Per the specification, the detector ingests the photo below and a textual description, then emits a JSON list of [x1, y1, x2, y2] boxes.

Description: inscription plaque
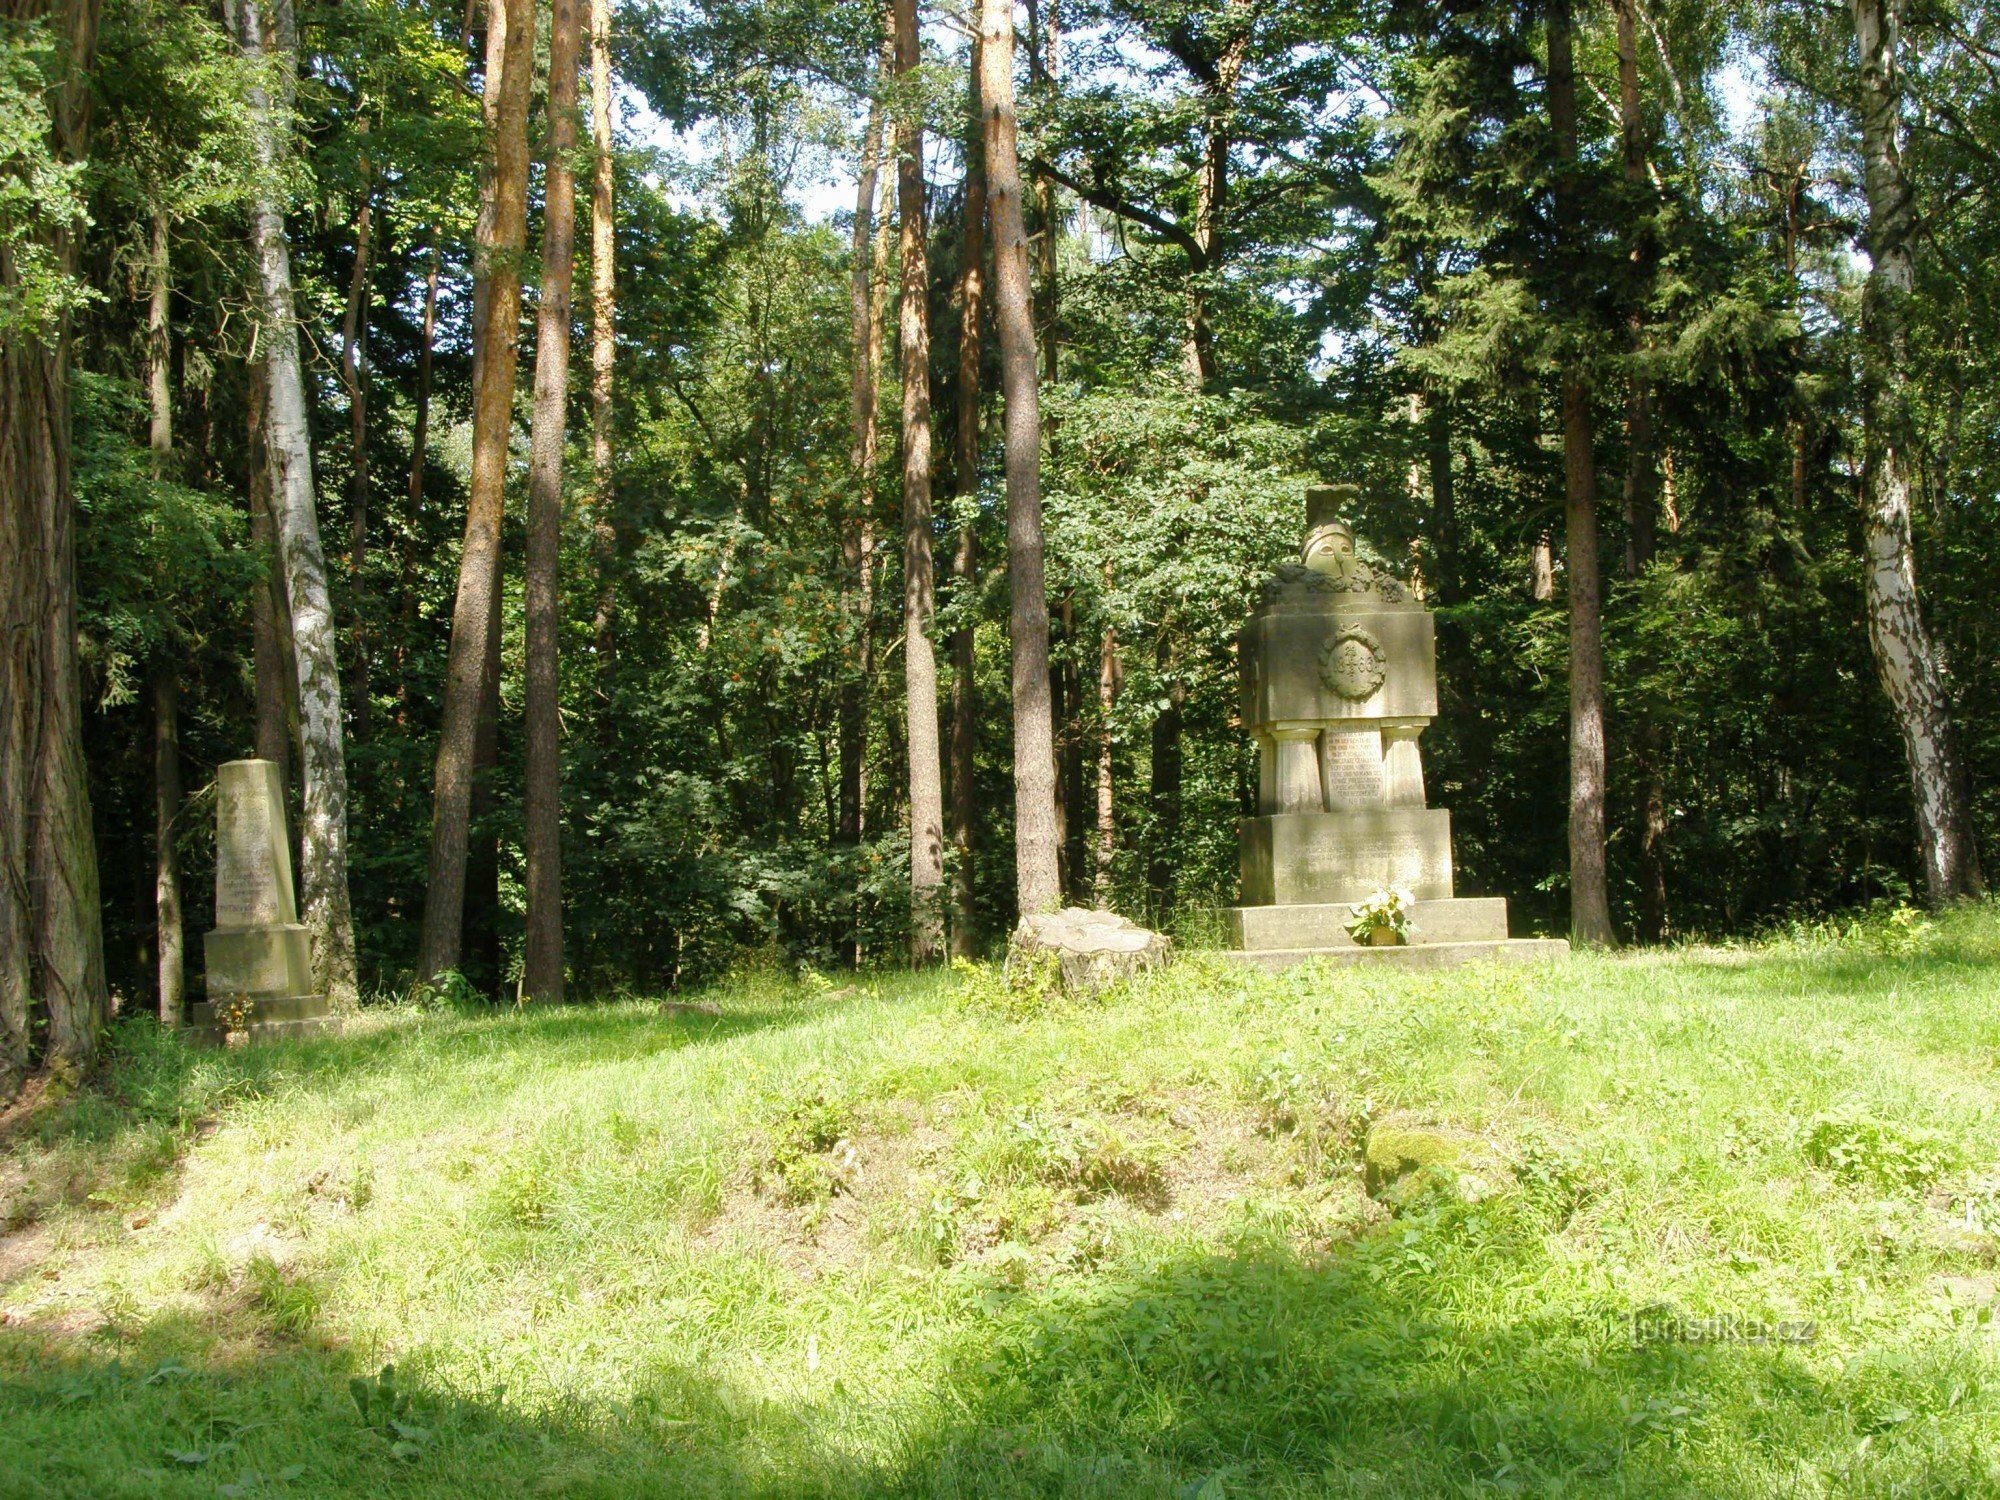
[[1319, 729, 1385, 810]]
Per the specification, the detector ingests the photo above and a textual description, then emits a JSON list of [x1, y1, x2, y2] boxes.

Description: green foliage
[[0, 20, 94, 339], [1801, 1112, 1961, 1194]]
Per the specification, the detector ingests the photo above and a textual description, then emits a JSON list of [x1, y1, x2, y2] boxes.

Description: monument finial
[[1305, 483, 1357, 534], [1302, 483, 1360, 578]]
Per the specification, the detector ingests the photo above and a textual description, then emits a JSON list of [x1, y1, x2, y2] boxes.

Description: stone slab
[[214, 759, 298, 927], [203, 923, 313, 1000], [189, 992, 328, 1027], [1240, 807, 1455, 906], [1227, 897, 1509, 952], [1220, 938, 1570, 973], [184, 1013, 342, 1049]]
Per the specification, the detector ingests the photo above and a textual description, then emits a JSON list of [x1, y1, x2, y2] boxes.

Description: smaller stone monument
[[1226, 485, 1567, 970], [193, 759, 334, 1042]]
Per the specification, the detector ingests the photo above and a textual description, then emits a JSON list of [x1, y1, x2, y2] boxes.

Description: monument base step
[[1229, 897, 1509, 951], [183, 1013, 342, 1048], [1220, 937, 1570, 973], [184, 993, 337, 1047], [189, 992, 328, 1026]]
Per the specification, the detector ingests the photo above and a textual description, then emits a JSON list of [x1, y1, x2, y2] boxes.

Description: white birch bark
[[1852, 0, 1984, 904], [229, 0, 360, 1005]]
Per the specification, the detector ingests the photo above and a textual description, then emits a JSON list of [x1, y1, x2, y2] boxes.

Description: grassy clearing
[[4, 908, 2000, 1497]]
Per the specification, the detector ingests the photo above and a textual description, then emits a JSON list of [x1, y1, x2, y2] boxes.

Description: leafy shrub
[[762, 1080, 857, 1205], [1802, 1112, 1959, 1192], [1007, 1109, 1167, 1205], [951, 953, 1062, 1018]]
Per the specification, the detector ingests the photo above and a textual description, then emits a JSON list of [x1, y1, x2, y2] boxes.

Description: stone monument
[[1226, 485, 1567, 969], [194, 759, 334, 1041]]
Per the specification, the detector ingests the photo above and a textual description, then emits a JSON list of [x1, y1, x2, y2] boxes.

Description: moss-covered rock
[[1364, 1115, 1514, 1208]]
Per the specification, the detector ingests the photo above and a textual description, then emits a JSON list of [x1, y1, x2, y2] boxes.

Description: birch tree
[[1850, 0, 1984, 904], [229, 0, 360, 1005]]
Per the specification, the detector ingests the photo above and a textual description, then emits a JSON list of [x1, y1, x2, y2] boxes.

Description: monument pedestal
[[1226, 488, 1567, 974], [1239, 809, 1455, 906], [191, 760, 337, 1045], [1222, 897, 1568, 971]]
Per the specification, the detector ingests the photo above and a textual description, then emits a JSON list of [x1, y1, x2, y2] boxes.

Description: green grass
[[5, 907, 2000, 1497]]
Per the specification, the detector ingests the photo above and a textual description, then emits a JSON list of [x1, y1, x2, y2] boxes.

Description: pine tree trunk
[[419, 0, 535, 982], [842, 38, 888, 856], [1060, 597, 1086, 898], [1547, 0, 1616, 949], [588, 0, 618, 674], [948, 24, 986, 959], [339, 120, 374, 741], [1427, 400, 1457, 606], [147, 206, 172, 456], [1616, 0, 1668, 944], [523, 0, 583, 1003], [408, 238, 439, 515], [895, 0, 946, 961], [247, 366, 294, 778], [981, 0, 1062, 918], [1, 0, 107, 1094], [1852, 0, 1985, 904], [1147, 638, 1185, 924], [1032, 2, 1060, 388], [231, 0, 361, 1004], [152, 668, 184, 1026], [1094, 608, 1117, 905]]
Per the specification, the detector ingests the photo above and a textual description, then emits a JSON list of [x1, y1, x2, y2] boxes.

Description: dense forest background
[[11, 0, 1999, 1015]]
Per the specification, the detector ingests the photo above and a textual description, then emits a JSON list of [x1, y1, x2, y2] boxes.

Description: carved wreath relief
[[1320, 627, 1387, 701]]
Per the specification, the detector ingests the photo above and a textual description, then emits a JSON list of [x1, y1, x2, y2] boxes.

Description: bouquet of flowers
[[1347, 886, 1417, 946]]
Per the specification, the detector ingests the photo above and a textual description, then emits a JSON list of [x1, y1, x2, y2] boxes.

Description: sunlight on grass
[[4, 906, 2000, 1496]]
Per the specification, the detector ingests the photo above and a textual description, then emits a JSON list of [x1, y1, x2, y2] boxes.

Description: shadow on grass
[[881, 1209, 1998, 1498], [0, 1316, 861, 1499], [10, 1199, 1990, 1498]]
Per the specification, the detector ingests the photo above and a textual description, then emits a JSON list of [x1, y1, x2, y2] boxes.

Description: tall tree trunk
[[588, 0, 618, 674], [1183, 29, 1240, 385], [842, 37, 889, 858], [1028, 0, 1060, 387], [247, 365, 294, 778], [465, 583, 503, 995], [146, 218, 183, 1026], [1059, 596, 1085, 897], [2, 0, 107, 1093], [1852, 0, 1984, 904], [982, 0, 1062, 918], [407, 237, 439, 514], [339, 116, 374, 741], [231, 0, 360, 1004], [419, 0, 535, 981], [401, 238, 440, 720], [1094, 605, 1117, 905], [523, 0, 582, 1003], [147, 206, 172, 456], [1427, 399, 1457, 606], [151, 669, 183, 1026], [1147, 637, 1184, 924], [1547, 0, 1616, 948], [1617, 0, 1668, 943], [895, 0, 946, 961], [948, 24, 986, 959]]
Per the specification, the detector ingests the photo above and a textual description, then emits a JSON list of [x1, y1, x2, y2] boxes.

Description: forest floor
[[3, 907, 2000, 1497]]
